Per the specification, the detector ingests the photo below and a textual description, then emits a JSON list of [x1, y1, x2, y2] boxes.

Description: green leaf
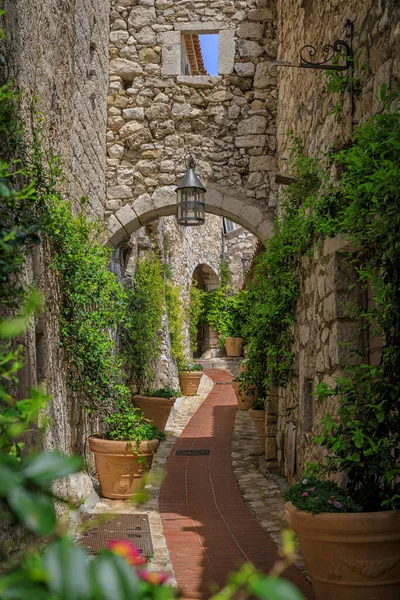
[[89, 550, 140, 600], [0, 462, 23, 495], [23, 453, 83, 488], [249, 577, 305, 600], [353, 429, 364, 449], [44, 537, 91, 600], [8, 487, 56, 535]]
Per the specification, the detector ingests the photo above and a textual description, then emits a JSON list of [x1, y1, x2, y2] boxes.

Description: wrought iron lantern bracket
[[269, 20, 354, 75]]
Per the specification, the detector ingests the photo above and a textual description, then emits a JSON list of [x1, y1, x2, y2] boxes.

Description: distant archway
[[192, 263, 220, 291], [106, 182, 275, 247], [191, 263, 220, 358]]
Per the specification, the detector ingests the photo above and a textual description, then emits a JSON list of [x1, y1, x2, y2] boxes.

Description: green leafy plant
[[149, 386, 179, 399], [165, 278, 186, 370], [103, 408, 165, 443], [179, 363, 204, 373], [251, 397, 266, 410], [284, 477, 362, 515], [189, 281, 206, 352], [120, 253, 164, 395]]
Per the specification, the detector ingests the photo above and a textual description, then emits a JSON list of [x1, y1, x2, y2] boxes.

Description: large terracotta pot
[[231, 381, 254, 410], [248, 408, 266, 450], [225, 337, 244, 357], [132, 395, 176, 432], [89, 436, 159, 500], [179, 372, 202, 396], [285, 501, 400, 600]]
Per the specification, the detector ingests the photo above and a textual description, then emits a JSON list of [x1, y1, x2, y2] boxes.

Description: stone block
[[107, 214, 128, 246], [254, 62, 276, 88], [139, 48, 160, 63], [237, 115, 267, 135], [238, 40, 263, 59], [248, 8, 275, 21], [265, 437, 278, 460], [114, 204, 138, 234], [219, 29, 235, 75], [128, 5, 157, 30], [160, 31, 181, 76], [249, 154, 277, 172], [235, 134, 267, 148], [234, 62, 255, 77], [145, 103, 171, 120], [109, 58, 143, 80], [107, 185, 132, 200], [122, 107, 145, 121], [237, 22, 264, 40], [107, 144, 125, 159]]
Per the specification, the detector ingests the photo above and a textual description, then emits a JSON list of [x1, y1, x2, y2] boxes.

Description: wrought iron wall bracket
[[269, 20, 354, 75]]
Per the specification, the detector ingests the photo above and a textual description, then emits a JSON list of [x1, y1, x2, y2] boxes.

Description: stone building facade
[[105, 0, 278, 245], [269, 0, 400, 480]]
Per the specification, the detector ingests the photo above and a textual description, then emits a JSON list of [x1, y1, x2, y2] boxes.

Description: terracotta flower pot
[[248, 408, 266, 450], [132, 395, 176, 432], [179, 372, 202, 396], [285, 501, 400, 600], [225, 337, 244, 357], [231, 381, 254, 410], [89, 436, 159, 500]]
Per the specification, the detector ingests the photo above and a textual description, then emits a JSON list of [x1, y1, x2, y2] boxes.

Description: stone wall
[[106, 0, 278, 242], [271, 0, 400, 480], [0, 0, 110, 508], [224, 226, 258, 289]]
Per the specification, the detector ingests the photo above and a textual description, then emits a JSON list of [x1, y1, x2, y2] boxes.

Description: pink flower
[[107, 540, 147, 566], [301, 491, 309, 497], [138, 570, 171, 585]]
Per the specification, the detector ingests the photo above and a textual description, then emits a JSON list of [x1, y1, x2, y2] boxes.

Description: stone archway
[[106, 182, 275, 247]]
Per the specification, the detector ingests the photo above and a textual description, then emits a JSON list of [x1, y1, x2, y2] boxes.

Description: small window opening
[[181, 33, 219, 76], [223, 218, 239, 234]]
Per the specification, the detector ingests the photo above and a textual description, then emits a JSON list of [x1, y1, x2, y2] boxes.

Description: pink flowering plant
[[284, 477, 362, 514]]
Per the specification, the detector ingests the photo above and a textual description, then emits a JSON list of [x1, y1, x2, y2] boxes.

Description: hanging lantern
[[176, 155, 206, 226]]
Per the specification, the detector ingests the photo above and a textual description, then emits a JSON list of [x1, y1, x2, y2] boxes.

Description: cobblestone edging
[[82, 373, 214, 582], [231, 409, 307, 574]]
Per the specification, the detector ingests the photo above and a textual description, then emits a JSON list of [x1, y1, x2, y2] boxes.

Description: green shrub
[[284, 477, 362, 514], [103, 408, 165, 443], [120, 253, 164, 394], [165, 278, 186, 370], [149, 386, 179, 399]]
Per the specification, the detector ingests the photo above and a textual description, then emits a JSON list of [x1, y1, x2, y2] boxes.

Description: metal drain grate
[[215, 381, 233, 385], [175, 449, 210, 456], [78, 514, 153, 557]]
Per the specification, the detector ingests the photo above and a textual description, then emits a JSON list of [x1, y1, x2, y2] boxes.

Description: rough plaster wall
[[106, 0, 278, 238], [272, 0, 400, 480]]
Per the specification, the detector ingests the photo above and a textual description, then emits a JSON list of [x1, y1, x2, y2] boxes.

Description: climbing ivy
[[165, 277, 186, 370], [120, 252, 164, 394], [189, 281, 206, 352], [241, 99, 400, 509]]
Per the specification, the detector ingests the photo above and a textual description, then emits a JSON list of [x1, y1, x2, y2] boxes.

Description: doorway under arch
[[191, 263, 220, 358]]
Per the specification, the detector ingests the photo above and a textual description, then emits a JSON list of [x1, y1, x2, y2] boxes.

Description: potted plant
[[89, 406, 164, 500], [283, 366, 400, 600], [248, 397, 266, 451], [231, 374, 256, 411], [225, 336, 244, 357], [131, 386, 178, 433], [178, 363, 203, 396]]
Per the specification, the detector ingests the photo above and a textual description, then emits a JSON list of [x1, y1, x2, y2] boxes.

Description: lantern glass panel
[[177, 187, 205, 226]]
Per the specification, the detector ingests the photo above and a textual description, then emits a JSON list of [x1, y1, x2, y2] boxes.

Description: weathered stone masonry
[[106, 0, 278, 245], [271, 0, 400, 480]]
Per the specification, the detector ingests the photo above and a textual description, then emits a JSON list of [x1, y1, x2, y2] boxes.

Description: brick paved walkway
[[160, 369, 314, 599]]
